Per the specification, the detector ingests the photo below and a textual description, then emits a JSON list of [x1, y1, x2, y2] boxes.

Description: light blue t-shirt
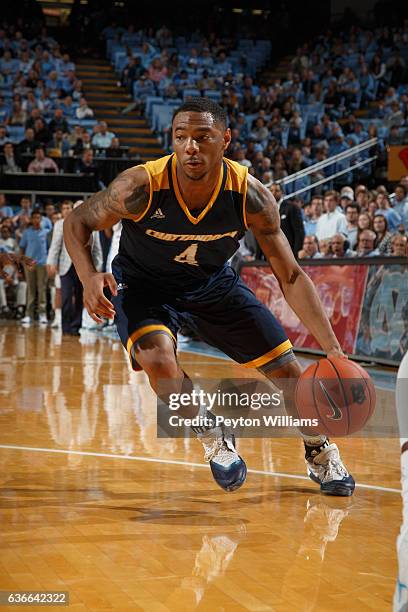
[[19, 227, 49, 265]]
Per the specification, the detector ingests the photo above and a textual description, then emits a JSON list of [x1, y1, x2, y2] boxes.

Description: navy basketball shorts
[[112, 266, 294, 372]]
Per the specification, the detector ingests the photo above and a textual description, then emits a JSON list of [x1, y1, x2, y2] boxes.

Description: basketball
[[295, 357, 376, 436]]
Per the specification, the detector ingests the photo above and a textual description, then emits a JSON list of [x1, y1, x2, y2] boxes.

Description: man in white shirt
[[92, 122, 115, 148], [315, 190, 347, 241]]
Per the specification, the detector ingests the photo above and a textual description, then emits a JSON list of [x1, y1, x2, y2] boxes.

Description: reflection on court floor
[[0, 324, 401, 611]]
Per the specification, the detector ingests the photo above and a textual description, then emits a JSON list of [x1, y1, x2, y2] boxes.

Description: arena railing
[[276, 137, 379, 200]]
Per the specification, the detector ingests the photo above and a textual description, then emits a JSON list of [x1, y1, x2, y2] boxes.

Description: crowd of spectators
[[0, 23, 134, 186], [0, 19, 407, 329], [0, 194, 109, 333], [105, 22, 408, 186]]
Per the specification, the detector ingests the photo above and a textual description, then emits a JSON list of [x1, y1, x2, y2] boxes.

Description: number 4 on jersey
[[174, 243, 199, 266]]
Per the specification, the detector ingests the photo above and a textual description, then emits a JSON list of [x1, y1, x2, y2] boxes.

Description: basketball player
[[64, 98, 354, 496], [395, 350, 408, 611]]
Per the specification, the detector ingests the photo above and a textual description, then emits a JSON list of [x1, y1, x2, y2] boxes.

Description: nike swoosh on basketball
[[318, 380, 343, 420]]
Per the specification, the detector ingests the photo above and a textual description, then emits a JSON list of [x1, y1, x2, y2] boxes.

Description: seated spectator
[[355, 229, 377, 257], [19, 209, 49, 325], [25, 108, 42, 130], [47, 129, 70, 156], [373, 214, 393, 254], [374, 193, 401, 232], [384, 100, 404, 128], [388, 125, 404, 145], [339, 186, 354, 211], [344, 203, 359, 249], [75, 97, 94, 120], [331, 234, 354, 258], [120, 56, 143, 91], [0, 194, 14, 220], [18, 127, 39, 155], [74, 131, 93, 156], [60, 95, 76, 118], [357, 212, 373, 236], [27, 146, 59, 174], [298, 235, 322, 259], [33, 118, 51, 146], [0, 263, 27, 319], [75, 149, 101, 188], [315, 191, 347, 240], [250, 118, 269, 145], [147, 58, 168, 84], [2, 142, 21, 172], [48, 108, 68, 134], [0, 98, 10, 124], [318, 238, 332, 257], [390, 234, 408, 257], [92, 121, 115, 148], [67, 124, 84, 149], [9, 101, 27, 125], [235, 148, 252, 168], [0, 225, 17, 253], [392, 183, 408, 229], [0, 125, 10, 146], [106, 137, 123, 157]]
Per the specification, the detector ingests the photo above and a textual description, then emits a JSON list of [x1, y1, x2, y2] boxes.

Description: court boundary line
[[0, 444, 401, 494]]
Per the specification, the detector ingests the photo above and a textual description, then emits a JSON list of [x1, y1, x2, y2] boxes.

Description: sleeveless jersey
[[116, 154, 248, 293]]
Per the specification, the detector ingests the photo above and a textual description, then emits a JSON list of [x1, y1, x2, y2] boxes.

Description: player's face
[[172, 112, 230, 181]]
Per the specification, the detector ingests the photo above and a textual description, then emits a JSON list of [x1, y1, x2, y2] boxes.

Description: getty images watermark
[[166, 388, 319, 430], [156, 378, 323, 438], [156, 377, 395, 439]]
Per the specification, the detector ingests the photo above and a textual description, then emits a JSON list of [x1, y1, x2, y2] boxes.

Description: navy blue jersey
[[114, 154, 248, 293]]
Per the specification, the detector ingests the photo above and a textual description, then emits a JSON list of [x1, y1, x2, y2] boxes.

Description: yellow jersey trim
[[242, 339, 293, 368], [126, 324, 177, 357], [133, 156, 172, 223], [223, 157, 249, 229], [171, 154, 224, 225]]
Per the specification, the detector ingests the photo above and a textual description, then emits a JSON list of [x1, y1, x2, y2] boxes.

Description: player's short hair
[[172, 97, 227, 128]]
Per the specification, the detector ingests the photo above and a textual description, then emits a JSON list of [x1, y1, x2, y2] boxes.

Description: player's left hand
[[326, 347, 348, 360]]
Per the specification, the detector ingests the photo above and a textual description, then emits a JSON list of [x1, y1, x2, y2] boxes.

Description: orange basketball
[[294, 357, 376, 436]]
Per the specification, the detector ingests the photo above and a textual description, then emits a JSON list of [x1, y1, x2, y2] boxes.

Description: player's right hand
[[83, 272, 118, 323]]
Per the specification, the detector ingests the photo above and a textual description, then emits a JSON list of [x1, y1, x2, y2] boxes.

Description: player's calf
[[258, 356, 355, 497]]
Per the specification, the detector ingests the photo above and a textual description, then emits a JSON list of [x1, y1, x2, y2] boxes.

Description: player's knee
[[139, 349, 180, 380], [258, 349, 301, 379]]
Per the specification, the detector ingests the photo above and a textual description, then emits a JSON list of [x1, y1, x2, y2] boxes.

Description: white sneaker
[[39, 314, 48, 325], [198, 426, 247, 492], [306, 442, 355, 496], [21, 316, 31, 325]]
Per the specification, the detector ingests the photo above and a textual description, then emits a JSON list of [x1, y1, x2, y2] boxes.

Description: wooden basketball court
[[0, 324, 401, 610]]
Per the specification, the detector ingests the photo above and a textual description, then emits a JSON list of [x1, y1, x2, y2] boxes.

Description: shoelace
[[203, 438, 225, 462], [203, 437, 237, 467], [322, 457, 348, 482]]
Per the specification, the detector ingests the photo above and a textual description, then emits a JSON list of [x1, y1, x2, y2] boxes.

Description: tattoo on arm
[[246, 181, 267, 214], [246, 177, 280, 234], [124, 185, 149, 215], [74, 169, 150, 230]]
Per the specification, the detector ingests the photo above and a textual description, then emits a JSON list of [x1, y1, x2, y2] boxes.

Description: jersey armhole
[[132, 165, 153, 223], [242, 168, 249, 230]]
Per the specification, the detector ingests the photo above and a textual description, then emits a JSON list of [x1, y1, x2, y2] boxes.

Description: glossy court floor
[[0, 324, 402, 611]]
